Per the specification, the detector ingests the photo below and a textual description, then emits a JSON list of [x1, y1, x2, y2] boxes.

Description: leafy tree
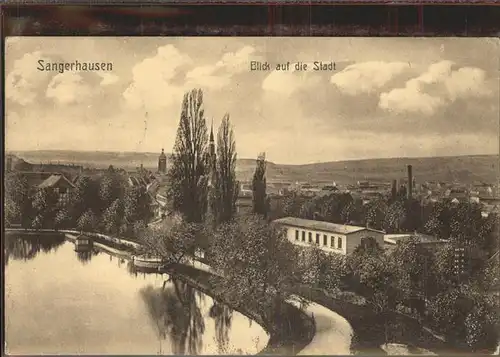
[[297, 193, 355, 224], [341, 199, 365, 225], [364, 198, 388, 231], [137, 218, 199, 266], [298, 245, 346, 291], [5, 198, 21, 226], [433, 243, 460, 290], [465, 304, 496, 352], [427, 285, 499, 351], [31, 214, 44, 230], [402, 198, 423, 232], [384, 200, 406, 233], [70, 175, 100, 220], [478, 212, 499, 257], [99, 169, 125, 210], [168, 89, 209, 224], [390, 236, 437, 305], [423, 199, 454, 239], [211, 114, 239, 226], [77, 209, 98, 232], [5, 172, 30, 224], [348, 239, 399, 343], [124, 186, 151, 227], [426, 200, 496, 284], [298, 198, 319, 219], [102, 198, 124, 235], [252, 153, 268, 218], [54, 209, 72, 230], [449, 201, 484, 246], [209, 215, 306, 325], [281, 191, 307, 218], [32, 188, 59, 228]]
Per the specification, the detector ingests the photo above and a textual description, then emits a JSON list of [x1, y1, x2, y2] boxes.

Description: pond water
[[4, 233, 268, 355]]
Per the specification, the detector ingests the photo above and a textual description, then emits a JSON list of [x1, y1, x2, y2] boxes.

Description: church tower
[[158, 148, 167, 174], [207, 119, 218, 227], [209, 119, 216, 179]]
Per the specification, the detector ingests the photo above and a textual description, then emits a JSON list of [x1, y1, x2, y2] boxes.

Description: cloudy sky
[[5, 37, 499, 164]]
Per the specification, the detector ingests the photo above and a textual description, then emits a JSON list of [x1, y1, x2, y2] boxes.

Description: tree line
[[4, 166, 153, 239]]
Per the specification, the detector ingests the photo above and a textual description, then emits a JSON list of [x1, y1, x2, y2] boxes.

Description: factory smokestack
[[407, 164, 413, 199], [391, 179, 397, 200]]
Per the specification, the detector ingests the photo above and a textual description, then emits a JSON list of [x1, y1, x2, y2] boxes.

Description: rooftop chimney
[[407, 164, 413, 200]]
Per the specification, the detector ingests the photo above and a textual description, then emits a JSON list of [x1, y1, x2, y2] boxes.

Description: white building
[[273, 217, 385, 255]]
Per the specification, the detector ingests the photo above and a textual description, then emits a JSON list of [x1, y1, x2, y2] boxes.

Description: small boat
[[132, 255, 164, 269]]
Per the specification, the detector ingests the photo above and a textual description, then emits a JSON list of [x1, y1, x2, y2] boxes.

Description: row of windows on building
[[294, 229, 343, 250]]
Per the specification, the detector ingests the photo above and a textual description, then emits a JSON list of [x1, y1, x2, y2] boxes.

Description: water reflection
[[75, 249, 100, 265], [140, 279, 206, 355], [4, 232, 65, 266], [5, 235, 269, 355], [209, 301, 233, 353]]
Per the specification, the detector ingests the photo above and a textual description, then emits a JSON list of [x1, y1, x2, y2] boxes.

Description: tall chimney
[[407, 164, 413, 199], [391, 179, 397, 200]]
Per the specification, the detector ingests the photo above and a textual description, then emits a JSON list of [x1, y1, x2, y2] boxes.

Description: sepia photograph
[[4, 36, 500, 355]]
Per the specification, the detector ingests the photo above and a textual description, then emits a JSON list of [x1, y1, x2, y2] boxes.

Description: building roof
[[16, 171, 55, 187], [274, 217, 383, 235], [38, 174, 76, 189]]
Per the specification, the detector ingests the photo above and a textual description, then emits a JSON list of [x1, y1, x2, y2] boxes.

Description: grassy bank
[[163, 263, 315, 355], [295, 285, 475, 355]]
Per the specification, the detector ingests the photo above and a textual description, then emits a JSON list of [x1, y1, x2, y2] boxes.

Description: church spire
[[209, 118, 214, 143]]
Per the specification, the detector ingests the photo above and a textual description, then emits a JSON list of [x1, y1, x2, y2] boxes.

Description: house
[[16, 171, 55, 188], [236, 195, 253, 214], [37, 174, 76, 207], [273, 217, 385, 255]]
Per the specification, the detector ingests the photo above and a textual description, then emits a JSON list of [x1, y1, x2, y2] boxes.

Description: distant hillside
[[7, 150, 499, 185]]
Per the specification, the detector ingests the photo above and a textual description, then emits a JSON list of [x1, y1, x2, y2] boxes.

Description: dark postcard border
[[1, 5, 500, 37]]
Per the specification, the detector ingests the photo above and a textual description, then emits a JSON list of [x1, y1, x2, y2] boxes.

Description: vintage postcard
[[4, 37, 500, 355]]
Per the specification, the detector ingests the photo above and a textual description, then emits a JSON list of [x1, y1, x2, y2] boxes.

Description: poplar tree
[[168, 89, 209, 223], [252, 152, 268, 218], [212, 114, 239, 225]]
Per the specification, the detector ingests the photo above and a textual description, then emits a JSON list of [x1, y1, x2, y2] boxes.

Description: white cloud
[[215, 46, 257, 73], [379, 85, 445, 116], [379, 60, 493, 116], [185, 46, 259, 90], [123, 44, 191, 111], [46, 73, 92, 105], [98, 72, 119, 86], [5, 51, 51, 105], [330, 61, 409, 95], [185, 65, 230, 90], [445, 66, 492, 100], [262, 66, 321, 96]]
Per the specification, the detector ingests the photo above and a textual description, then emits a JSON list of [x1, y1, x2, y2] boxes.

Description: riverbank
[[294, 285, 461, 355], [158, 263, 315, 355], [6, 228, 315, 356]]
